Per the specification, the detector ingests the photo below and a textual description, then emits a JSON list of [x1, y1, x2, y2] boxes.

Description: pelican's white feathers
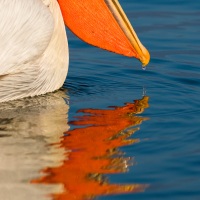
[[0, 0, 69, 102]]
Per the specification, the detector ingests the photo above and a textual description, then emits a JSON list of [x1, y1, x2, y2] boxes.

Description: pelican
[[0, 0, 150, 103]]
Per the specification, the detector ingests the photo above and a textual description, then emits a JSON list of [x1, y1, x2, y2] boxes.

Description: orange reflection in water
[[34, 96, 149, 200]]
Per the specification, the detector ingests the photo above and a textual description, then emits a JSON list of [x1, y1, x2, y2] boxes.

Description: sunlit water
[[0, 0, 200, 199]]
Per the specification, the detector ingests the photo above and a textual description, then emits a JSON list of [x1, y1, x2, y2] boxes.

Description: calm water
[[0, 0, 200, 199]]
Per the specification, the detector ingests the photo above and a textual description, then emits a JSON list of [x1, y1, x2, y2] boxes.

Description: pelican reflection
[[34, 95, 150, 200], [0, 91, 69, 200]]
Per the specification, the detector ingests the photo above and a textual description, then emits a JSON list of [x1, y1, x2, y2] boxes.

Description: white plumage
[[0, 0, 69, 103]]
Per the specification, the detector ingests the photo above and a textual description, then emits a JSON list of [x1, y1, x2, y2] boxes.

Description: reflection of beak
[[134, 96, 149, 113], [58, 0, 150, 66]]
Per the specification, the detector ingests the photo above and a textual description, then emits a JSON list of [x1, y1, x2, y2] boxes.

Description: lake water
[[0, 0, 200, 199]]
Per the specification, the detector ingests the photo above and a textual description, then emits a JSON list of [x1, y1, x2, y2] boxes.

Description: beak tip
[[140, 48, 150, 67]]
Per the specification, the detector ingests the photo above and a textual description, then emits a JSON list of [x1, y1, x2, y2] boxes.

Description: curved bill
[[58, 0, 150, 66]]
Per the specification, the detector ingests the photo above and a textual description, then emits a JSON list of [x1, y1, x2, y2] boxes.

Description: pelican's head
[[58, 0, 150, 66]]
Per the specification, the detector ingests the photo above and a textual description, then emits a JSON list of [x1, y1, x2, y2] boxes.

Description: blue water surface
[[64, 0, 200, 199]]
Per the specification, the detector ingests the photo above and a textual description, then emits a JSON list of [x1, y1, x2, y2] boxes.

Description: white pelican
[[0, 0, 150, 103]]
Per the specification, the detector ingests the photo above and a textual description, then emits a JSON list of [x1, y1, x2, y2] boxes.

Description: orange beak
[[58, 0, 150, 66]]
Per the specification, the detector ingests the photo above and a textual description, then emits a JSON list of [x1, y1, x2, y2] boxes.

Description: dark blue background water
[[64, 0, 200, 199]]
